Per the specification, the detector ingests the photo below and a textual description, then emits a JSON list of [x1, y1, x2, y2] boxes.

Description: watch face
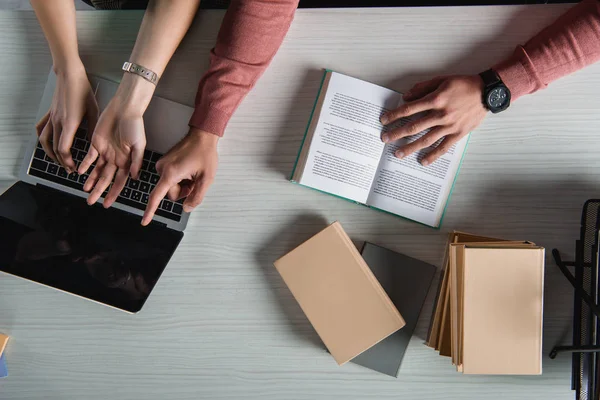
[[487, 87, 509, 109]]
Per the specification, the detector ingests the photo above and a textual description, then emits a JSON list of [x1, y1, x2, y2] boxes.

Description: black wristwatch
[[479, 69, 511, 113]]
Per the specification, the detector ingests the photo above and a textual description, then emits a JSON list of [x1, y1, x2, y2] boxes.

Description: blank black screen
[[0, 182, 182, 313]]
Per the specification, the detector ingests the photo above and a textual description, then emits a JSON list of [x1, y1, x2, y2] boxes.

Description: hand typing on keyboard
[[141, 128, 219, 226], [78, 74, 152, 208], [36, 63, 99, 173]]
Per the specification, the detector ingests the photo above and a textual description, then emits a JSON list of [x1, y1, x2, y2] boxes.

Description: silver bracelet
[[122, 61, 158, 85]]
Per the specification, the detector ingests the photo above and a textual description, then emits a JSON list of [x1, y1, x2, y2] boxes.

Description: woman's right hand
[[36, 62, 99, 173]]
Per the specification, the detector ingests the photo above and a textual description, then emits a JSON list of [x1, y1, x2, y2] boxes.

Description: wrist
[[114, 73, 156, 116], [189, 128, 219, 148], [53, 58, 85, 78]]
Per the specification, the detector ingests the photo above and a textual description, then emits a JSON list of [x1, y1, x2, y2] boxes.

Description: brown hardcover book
[[461, 247, 544, 374], [428, 231, 544, 375], [274, 221, 405, 365], [427, 231, 513, 353]]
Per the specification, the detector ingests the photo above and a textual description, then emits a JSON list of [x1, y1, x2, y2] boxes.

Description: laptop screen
[[0, 182, 182, 313]]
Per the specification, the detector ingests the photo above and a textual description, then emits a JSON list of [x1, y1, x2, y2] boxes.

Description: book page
[[299, 72, 403, 204], [366, 116, 468, 227]]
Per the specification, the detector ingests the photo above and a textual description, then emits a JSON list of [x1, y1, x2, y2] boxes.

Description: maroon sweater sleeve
[[189, 0, 298, 137], [494, 0, 600, 100]]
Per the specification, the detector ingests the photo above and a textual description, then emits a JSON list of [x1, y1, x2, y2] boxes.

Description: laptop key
[[47, 164, 59, 175], [37, 141, 43, 149], [139, 182, 150, 193], [74, 138, 86, 150], [75, 128, 87, 139], [58, 167, 68, 178], [148, 162, 157, 174], [142, 160, 149, 171], [172, 203, 183, 215], [131, 190, 142, 201], [34, 148, 45, 159], [31, 158, 48, 172], [120, 187, 131, 198], [128, 179, 140, 190], [78, 174, 88, 184], [76, 151, 86, 161], [144, 149, 152, 161], [161, 200, 173, 212], [68, 172, 79, 181], [150, 174, 160, 185], [140, 171, 151, 182], [141, 194, 149, 204]]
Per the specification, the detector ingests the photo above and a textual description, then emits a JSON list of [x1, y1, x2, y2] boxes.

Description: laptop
[[0, 71, 194, 313]]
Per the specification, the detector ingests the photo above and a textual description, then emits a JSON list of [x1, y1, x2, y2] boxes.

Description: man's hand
[[78, 74, 153, 208], [36, 62, 99, 172], [380, 75, 488, 166], [141, 128, 219, 226]]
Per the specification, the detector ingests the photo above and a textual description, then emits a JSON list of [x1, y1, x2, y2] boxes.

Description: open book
[[291, 70, 469, 228]]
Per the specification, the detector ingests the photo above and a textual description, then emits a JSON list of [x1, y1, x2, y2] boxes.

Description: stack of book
[[0, 334, 8, 378], [274, 221, 436, 377], [427, 232, 545, 375]]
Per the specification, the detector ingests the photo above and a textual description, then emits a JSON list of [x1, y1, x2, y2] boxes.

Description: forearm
[[190, 0, 299, 137], [116, 0, 201, 115], [494, 0, 600, 100], [30, 0, 81, 74], [129, 0, 200, 78]]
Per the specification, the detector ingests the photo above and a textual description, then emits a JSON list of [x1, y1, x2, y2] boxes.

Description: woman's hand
[[380, 75, 488, 166], [142, 128, 219, 226], [78, 74, 153, 208], [36, 62, 99, 172]]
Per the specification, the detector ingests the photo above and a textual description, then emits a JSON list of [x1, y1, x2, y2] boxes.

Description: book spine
[[289, 69, 329, 182]]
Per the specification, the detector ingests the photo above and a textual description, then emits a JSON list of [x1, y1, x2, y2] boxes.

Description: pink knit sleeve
[[494, 0, 600, 100], [189, 0, 298, 137]]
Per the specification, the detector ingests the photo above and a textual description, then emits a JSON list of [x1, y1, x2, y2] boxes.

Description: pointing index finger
[[142, 178, 172, 226]]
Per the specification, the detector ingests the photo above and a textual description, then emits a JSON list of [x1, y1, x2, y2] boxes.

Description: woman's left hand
[[380, 75, 488, 166]]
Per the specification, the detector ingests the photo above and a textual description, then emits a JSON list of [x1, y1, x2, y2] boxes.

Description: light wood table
[[0, 4, 598, 400]]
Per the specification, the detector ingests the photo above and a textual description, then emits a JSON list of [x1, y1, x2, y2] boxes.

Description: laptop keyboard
[[28, 127, 184, 222]]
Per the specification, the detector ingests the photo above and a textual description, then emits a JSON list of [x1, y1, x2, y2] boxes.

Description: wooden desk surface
[[0, 5, 598, 400]]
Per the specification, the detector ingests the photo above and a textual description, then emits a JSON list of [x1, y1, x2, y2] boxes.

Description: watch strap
[[122, 62, 158, 85], [479, 69, 500, 88]]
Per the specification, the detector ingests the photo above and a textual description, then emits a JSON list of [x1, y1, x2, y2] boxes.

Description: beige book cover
[[461, 247, 545, 375], [274, 221, 405, 365], [429, 232, 513, 353], [437, 240, 530, 352], [428, 231, 512, 348], [450, 242, 537, 369], [0, 334, 8, 358]]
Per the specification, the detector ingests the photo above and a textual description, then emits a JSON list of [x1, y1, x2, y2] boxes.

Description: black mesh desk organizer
[[551, 200, 600, 400]]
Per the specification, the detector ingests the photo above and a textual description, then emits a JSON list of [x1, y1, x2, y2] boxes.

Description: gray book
[[352, 242, 436, 377]]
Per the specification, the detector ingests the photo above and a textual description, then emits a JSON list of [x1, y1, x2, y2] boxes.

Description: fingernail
[[422, 159, 429, 166], [382, 134, 389, 143], [183, 205, 193, 213], [396, 151, 404, 158], [380, 115, 389, 125]]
